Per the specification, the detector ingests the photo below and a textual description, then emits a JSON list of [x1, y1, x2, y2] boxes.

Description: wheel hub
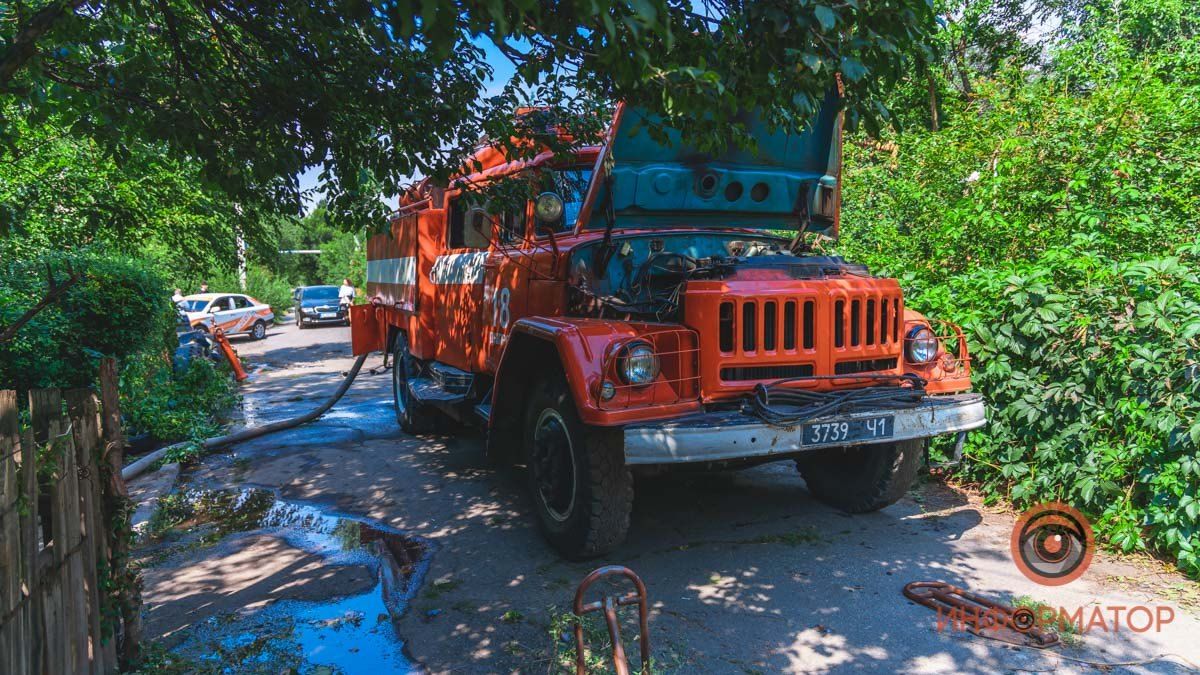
[[532, 410, 577, 522]]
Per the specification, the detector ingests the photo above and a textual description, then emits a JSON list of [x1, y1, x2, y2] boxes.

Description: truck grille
[[685, 278, 905, 399], [712, 291, 902, 385], [720, 299, 817, 355], [834, 357, 898, 375], [833, 297, 900, 348]]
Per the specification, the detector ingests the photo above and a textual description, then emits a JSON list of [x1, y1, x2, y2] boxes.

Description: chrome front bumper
[[622, 393, 986, 465]]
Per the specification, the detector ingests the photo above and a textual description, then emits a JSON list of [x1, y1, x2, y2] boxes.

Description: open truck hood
[[577, 89, 843, 236]]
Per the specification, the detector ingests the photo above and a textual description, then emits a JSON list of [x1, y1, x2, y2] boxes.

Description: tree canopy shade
[[1, 0, 937, 229]]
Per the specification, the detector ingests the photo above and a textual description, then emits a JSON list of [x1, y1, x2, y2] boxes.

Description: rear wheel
[[391, 333, 437, 434], [796, 439, 924, 513], [251, 320, 267, 340], [524, 372, 633, 559]]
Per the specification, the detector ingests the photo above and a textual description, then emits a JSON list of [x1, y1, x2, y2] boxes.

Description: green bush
[[908, 240, 1200, 577], [119, 351, 239, 444], [0, 251, 176, 390], [836, 18, 1200, 577]]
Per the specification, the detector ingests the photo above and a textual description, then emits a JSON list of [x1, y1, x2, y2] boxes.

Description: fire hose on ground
[[121, 353, 370, 481]]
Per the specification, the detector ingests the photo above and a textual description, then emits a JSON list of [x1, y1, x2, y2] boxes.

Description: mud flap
[[350, 304, 386, 355]]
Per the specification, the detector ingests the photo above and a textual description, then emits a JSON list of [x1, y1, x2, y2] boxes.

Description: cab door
[[483, 201, 531, 372], [432, 193, 489, 371]]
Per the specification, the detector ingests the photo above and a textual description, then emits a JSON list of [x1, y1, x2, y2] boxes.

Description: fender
[[491, 317, 703, 431]]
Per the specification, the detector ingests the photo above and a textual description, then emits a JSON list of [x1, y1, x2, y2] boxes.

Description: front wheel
[[796, 439, 924, 513], [524, 373, 633, 559]]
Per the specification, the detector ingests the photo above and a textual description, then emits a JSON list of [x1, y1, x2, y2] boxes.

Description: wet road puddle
[[147, 488, 429, 674]]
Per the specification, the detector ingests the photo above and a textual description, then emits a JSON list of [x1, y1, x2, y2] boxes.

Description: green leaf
[[814, 5, 836, 31], [840, 57, 868, 82]]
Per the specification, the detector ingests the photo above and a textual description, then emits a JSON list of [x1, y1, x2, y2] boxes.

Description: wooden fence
[[0, 388, 119, 674]]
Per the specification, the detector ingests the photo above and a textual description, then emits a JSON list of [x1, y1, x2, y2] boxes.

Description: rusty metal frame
[[925, 319, 973, 377], [573, 566, 651, 675], [903, 581, 1059, 648]]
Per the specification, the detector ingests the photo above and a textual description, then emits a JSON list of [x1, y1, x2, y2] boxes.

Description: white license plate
[[319, 312, 335, 319], [801, 416, 894, 445]]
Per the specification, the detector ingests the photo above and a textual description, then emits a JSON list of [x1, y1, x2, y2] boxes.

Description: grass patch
[[544, 608, 684, 674], [744, 526, 822, 546], [1011, 596, 1082, 646]]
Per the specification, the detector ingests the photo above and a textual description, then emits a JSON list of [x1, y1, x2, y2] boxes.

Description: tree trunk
[[927, 72, 941, 131], [98, 357, 142, 668], [954, 39, 974, 98]]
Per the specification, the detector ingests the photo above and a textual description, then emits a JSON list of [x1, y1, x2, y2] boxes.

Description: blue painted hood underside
[[589, 89, 842, 233]]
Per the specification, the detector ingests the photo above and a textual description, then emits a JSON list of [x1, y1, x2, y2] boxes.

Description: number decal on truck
[[492, 287, 511, 329]]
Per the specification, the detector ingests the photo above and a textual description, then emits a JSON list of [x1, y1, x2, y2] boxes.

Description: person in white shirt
[[338, 279, 355, 307], [172, 288, 185, 306]]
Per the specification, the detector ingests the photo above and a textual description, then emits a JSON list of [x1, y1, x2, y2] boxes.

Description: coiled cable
[[744, 373, 928, 426]]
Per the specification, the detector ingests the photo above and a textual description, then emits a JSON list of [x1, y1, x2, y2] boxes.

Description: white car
[[180, 293, 275, 340]]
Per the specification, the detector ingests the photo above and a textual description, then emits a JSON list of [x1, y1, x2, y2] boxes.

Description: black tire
[[251, 320, 267, 340], [391, 332, 437, 434], [523, 372, 633, 559], [796, 439, 924, 513]]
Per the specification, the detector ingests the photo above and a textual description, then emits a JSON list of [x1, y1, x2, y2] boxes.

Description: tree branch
[[0, 0, 88, 90], [0, 265, 84, 344]]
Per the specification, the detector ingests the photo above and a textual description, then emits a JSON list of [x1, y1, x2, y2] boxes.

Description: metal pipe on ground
[[122, 353, 370, 482]]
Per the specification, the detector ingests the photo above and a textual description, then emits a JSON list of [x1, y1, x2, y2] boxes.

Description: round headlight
[[534, 192, 564, 223], [618, 342, 660, 386], [906, 326, 939, 364]]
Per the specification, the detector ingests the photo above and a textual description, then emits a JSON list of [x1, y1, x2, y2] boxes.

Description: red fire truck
[[350, 93, 986, 559]]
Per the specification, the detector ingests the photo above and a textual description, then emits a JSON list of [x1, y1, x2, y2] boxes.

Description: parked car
[[293, 285, 349, 328], [180, 293, 274, 339]]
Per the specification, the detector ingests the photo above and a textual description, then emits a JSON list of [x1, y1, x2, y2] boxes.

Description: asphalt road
[[143, 319, 1200, 674]]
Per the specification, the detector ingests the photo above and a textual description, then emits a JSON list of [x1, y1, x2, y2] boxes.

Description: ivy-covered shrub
[[909, 240, 1200, 576], [0, 251, 176, 390], [837, 22, 1200, 577], [119, 352, 239, 444]]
